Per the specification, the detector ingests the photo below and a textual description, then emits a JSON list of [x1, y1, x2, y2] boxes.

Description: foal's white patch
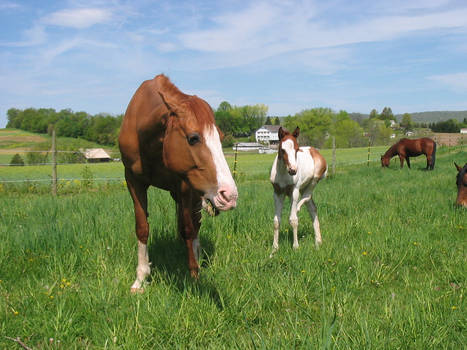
[[204, 125, 237, 195], [282, 139, 297, 171]]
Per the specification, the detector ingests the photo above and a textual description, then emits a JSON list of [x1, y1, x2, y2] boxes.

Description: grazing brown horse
[[119, 74, 238, 293], [455, 162, 467, 207], [381, 138, 436, 170]]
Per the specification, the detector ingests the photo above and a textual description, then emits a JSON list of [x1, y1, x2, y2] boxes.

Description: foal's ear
[[455, 162, 462, 172], [278, 127, 286, 140], [293, 126, 300, 138]]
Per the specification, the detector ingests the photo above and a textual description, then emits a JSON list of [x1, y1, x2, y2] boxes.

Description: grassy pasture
[[0, 149, 465, 348]]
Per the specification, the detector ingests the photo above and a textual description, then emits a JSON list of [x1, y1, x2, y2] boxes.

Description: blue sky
[[1, 0, 467, 128]]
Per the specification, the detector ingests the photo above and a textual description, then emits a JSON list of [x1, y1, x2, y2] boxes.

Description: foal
[[270, 127, 327, 256]]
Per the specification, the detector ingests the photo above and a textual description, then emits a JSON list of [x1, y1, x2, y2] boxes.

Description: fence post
[[332, 136, 336, 176], [367, 138, 371, 167], [233, 143, 238, 181], [51, 129, 57, 196]]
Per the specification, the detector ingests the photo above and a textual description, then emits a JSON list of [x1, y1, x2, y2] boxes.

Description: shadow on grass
[[146, 228, 225, 309]]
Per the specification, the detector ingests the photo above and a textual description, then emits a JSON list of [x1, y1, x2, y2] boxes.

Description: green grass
[[0, 150, 465, 348]]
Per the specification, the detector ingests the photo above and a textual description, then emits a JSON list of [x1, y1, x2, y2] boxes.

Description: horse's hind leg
[[406, 157, 411, 169], [306, 199, 322, 247], [271, 191, 285, 257], [125, 170, 150, 293]]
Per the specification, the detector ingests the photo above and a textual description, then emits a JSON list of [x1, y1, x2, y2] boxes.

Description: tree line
[[7, 108, 122, 146], [6, 104, 466, 150]]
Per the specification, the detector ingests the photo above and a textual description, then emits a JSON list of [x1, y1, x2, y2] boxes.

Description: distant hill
[[395, 111, 467, 123]]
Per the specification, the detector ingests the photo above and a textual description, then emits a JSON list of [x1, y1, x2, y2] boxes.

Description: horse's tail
[[431, 141, 437, 169]]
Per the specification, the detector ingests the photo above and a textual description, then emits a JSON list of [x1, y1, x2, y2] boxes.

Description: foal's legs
[[125, 170, 150, 293], [290, 188, 300, 250], [306, 199, 322, 247], [271, 191, 285, 257]]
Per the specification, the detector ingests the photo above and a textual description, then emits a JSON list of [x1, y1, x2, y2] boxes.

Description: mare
[[454, 162, 467, 207], [381, 138, 436, 170], [119, 74, 238, 293], [270, 127, 327, 256]]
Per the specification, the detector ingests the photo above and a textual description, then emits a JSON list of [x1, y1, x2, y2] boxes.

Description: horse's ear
[[293, 126, 300, 138], [158, 91, 179, 116], [278, 127, 285, 140], [455, 162, 462, 172]]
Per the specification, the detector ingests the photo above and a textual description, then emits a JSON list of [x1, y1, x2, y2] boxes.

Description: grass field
[[0, 145, 465, 348]]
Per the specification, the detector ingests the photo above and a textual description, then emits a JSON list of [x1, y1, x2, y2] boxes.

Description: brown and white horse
[[455, 162, 467, 207], [119, 74, 237, 292], [270, 127, 327, 256]]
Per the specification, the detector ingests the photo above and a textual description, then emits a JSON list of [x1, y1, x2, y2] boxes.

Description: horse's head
[[455, 162, 467, 207], [381, 155, 390, 167], [278, 126, 300, 175], [159, 90, 237, 212]]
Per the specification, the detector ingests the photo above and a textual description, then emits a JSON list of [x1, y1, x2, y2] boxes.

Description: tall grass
[[0, 151, 465, 349]]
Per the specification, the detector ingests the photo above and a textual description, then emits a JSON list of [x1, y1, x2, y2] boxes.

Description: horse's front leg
[[399, 155, 405, 168], [125, 170, 150, 293], [178, 184, 201, 278], [406, 156, 411, 169], [290, 188, 300, 250], [271, 190, 285, 257]]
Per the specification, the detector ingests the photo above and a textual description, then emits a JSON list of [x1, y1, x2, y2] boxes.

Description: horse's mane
[[155, 74, 214, 128], [383, 142, 398, 158]]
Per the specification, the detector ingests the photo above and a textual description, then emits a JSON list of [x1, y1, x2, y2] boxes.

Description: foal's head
[[455, 162, 467, 207], [157, 76, 237, 211], [278, 126, 300, 175]]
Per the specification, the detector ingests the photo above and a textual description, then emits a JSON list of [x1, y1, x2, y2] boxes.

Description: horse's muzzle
[[212, 185, 238, 211]]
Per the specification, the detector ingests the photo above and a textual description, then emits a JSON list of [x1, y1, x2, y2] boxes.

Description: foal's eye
[[187, 133, 201, 145]]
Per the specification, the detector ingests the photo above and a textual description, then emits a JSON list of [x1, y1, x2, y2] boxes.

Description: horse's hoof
[[293, 244, 299, 250], [130, 287, 144, 294], [190, 269, 199, 279]]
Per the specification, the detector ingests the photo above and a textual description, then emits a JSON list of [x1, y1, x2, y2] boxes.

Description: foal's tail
[[431, 142, 437, 170]]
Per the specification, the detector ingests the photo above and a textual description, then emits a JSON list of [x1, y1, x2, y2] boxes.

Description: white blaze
[[282, 139, 297, 171], [204, 125, 238, 207]]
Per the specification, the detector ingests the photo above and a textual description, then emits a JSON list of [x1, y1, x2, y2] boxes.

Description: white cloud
[[427, 72, 467, 90], [44, 8, 112, 29]]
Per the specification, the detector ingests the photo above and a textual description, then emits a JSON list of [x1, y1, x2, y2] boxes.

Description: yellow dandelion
[[62, 278, 67, 283], [451, 306, 457, 310], [362, 251, 368, 256], [413, 242, 419, 246], [13, 311, 19, 316], [60, 284, 65, 289], [66, 282, 71, 287], [49, 295, 54, 299], [367, 231, 372, 235], [301, 270, 305, 273]]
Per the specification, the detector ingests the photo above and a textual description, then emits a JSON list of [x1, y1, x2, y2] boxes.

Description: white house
[[233, 142, 263, 152], [255, 125, 281, 144], [82, 148, 111, 162], [461, 128, 467, 134]]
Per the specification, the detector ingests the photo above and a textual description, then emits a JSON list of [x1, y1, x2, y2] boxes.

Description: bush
[[10, 153, 24, 166], [222, 134, 235, 148]]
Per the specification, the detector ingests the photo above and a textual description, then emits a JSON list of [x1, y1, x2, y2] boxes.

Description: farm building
[[82, 148, 111, 162], [233, 142, 264, 152], [255, 125, 281, 144]]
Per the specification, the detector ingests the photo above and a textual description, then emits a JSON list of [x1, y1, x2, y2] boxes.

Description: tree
[[10, 153, 24, 166], [265, 116, 272, 125], [369, 109, 379, 119], [379, 107, 395, 121], [273, 117, 281, 125], [400, 113, 413, 132], [284, 108, 333, 148]]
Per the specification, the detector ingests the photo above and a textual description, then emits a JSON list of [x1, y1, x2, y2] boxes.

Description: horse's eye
[[187, 133, 201, 145]]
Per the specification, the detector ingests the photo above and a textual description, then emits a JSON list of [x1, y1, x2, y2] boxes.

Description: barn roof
[[83, 148, 111, 159]]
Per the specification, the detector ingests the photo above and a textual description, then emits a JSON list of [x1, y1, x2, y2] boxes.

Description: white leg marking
[[307, 200, 322, 247], [290, 189, 300, 250], [192, 238, 200, 262], [271, 192, 284, 257], [131, 241, 150, 293]]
